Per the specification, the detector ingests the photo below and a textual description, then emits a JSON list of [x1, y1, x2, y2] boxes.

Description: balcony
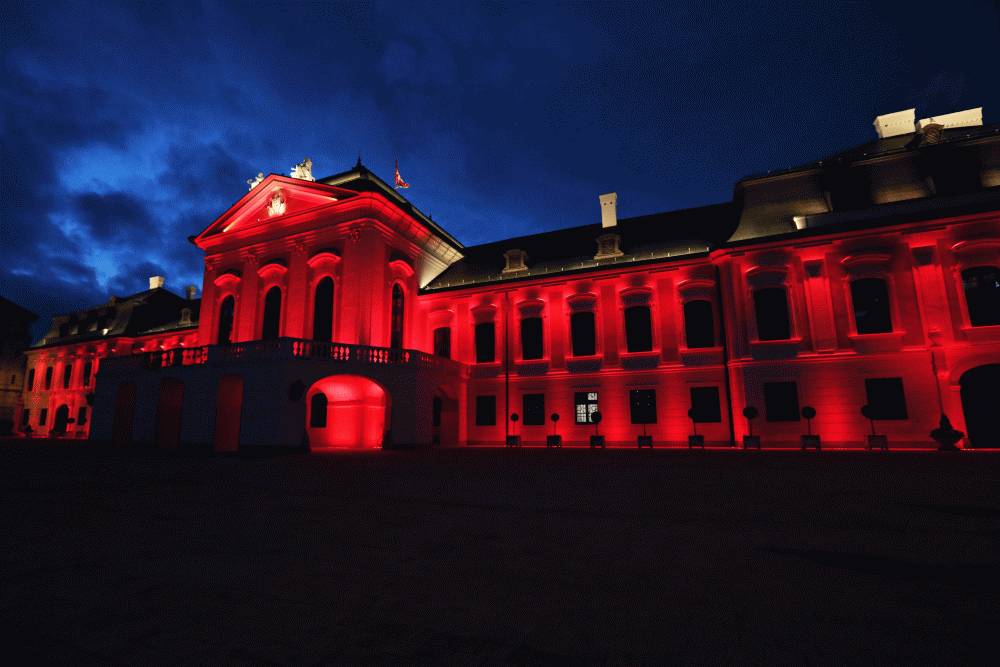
[[116, 338, 462, 372]]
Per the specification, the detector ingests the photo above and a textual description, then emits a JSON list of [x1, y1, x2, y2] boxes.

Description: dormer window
[[594, 233, 623, 260], [503, 249, 528, 274]]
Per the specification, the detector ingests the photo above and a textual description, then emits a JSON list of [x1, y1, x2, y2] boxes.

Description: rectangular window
[[570, 311, 596, 356], [690, 386, 722, 422], [754, 288, 792, 341], [865, 378, 908, 420], [26, 368, 34, 391], [475, 322, 495, 363], [21, 409, 30, 428], [433, 327, 451, 358], [574, 391, 599, 424], [629, 389, 657, 424], [83, 361, 93, 387], [39, 408, 48, 426], [521, 317, 544, 360], [44, 367, 53, 390], [522, 393, 545, 425], [851, 278, 893, 334], [77, 407, 88, 426], [63, 364, 72, 389], [475, 395, 496, 426], [624, 306, 653, 352], [764, 381, 800, 421]]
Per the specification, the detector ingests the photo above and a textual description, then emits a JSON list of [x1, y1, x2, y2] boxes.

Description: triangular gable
[[193, 175, 360, 244]]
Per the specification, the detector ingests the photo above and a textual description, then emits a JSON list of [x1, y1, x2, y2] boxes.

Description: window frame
[[629, 389, 658, 425], [522, 393, 545, 426], [864, 377, 908, 420], [689, 386, 722, 423], [763, 381, 800, 422], [475, 395, 497, 426], [574, 391, 599, 424]]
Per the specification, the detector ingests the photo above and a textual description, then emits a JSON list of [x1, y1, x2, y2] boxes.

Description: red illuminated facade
[[21, 113, 1000, 449]]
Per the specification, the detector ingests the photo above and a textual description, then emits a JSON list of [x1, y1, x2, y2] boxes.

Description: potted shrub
[[687, 408, 705, 448], [589, 411, 605, 448], [506, 412, 521, 447], [930, 414, 964, 451], [742, 406, 761, 449], [861, 405, 888, 451], [636, 413, 653, 449], [546, 412, 562, 448], [800, 406, 820, 450]]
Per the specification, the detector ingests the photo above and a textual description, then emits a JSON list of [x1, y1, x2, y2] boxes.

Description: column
[[285, 241, 309, 339], [802, 258, 837, 352], [237, 253, 259, 341]]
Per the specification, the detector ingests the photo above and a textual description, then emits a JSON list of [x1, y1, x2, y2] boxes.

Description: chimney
[[919, 123, 945, 145], [600, 192, 618, 228], [149, 275, 166, 290], [185, 285, 197, 300], [873, 109, 915, 138]]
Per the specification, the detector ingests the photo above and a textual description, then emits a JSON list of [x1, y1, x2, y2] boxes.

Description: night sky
[[3, 0, 998, 338]]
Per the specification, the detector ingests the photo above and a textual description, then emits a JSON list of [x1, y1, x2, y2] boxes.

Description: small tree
[[801, 406, 816, 435], [743, 406, 759, 437], [550, 412, 560, 436], [591, 411, 602, 435], [510, 412, 519, 436]]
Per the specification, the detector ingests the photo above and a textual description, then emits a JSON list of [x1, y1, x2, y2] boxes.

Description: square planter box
[[546, 435, 562, 448], [637, 435, 653, 448], [866, 434, 888, 451], [743, 435, 761, 449], [505, 435, 521, 447], [800, 434, 821, 450], [589, 435, 606, 448], [688, 435, 705, 449]]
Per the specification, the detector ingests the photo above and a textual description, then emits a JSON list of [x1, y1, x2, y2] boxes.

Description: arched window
[[475, 321, 495, 363], [570, 311, 596, 356], [753, 287, 791, 341], [624, 305, 653, 352], [851, 277, 892, 334], [261, 287, 282, 340], [309, 392, 328, 428], [390, 284, 405, 349], [962, 266, 1000, 327], [217, 295, 235, 344], [312, 277, 334, 342], [683, 300, 715, 348]]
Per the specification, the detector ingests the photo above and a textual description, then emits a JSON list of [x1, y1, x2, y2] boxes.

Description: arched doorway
[[52, 404, 70, 437], [390, 283, 405, 349], [960, 364, 1000, 448], [313, 277, 334, 342], [432, 387, 459, 447], [306, 375, 390, 449], [112, 382, 137, 447], [155, 378, 184, 448], [261, 286, 282, 340], [213, 375, 244, 452], [217, 295, 235, 344]]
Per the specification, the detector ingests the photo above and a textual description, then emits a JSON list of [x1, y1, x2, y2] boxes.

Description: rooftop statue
[[290, 157, 315, 181], [247, 172, 265, 190]]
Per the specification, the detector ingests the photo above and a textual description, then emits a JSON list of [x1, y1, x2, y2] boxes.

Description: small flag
[[394, 159, 410, 189]]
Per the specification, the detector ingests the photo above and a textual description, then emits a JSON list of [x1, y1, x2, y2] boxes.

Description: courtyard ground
[[0, 442, 998, 664]]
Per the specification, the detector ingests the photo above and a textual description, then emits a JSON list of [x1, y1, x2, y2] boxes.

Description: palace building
[[19, 108, 1000, 449]]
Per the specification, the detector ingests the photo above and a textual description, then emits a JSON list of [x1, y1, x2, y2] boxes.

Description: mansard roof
[[423, 202, 735, 292], [33, 287, 199, 349]]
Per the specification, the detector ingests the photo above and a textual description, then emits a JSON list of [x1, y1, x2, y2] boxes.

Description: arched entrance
[[213, 375, 244, 452], [155, 378, 184, 449], [306, 375, 390, 449], [52, 404, 70, 437], [960, 364, 1000, 448]]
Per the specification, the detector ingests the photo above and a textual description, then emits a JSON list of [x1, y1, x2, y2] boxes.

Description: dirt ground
[[1, 442, 998, 664]]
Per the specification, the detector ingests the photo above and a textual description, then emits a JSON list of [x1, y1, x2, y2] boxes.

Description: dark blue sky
[[3, 0, 998, 336]]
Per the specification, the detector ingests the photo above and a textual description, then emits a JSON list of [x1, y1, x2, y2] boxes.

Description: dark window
[[433, 327, 451, 358], [575, 391, 599, 424], [63, 364, 72, 389], [312, 277, 334, 342], [39, 408, 47, 426], [684, 300, 715, 348], [851, 278, 892, 334], [570, 311, 596, 356], [309, 392, 328, 428], [475, 322, 495, 363], [523, 393, 545, 425], [624, 305, 653, 352], [962, 266, 1000, 327], [77, 407, 87, 426], [475, 395, 496, 426], [754, 288, 791, 341], [865, 378, 908, 420], [261, 287, 282, 340], [217, 295, 235, 344], [629, 389, 657, 424], [21, 409, 30, 427], [764, 381, 800, 421], [26, 368, 34, 391], [690, 387, 722, 422], [83, 361, 92, 387], [432, 396, 442, 428], [44, 367, 53, 390], [390, 284, 405, 348], [521, 317, 543, 360]]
